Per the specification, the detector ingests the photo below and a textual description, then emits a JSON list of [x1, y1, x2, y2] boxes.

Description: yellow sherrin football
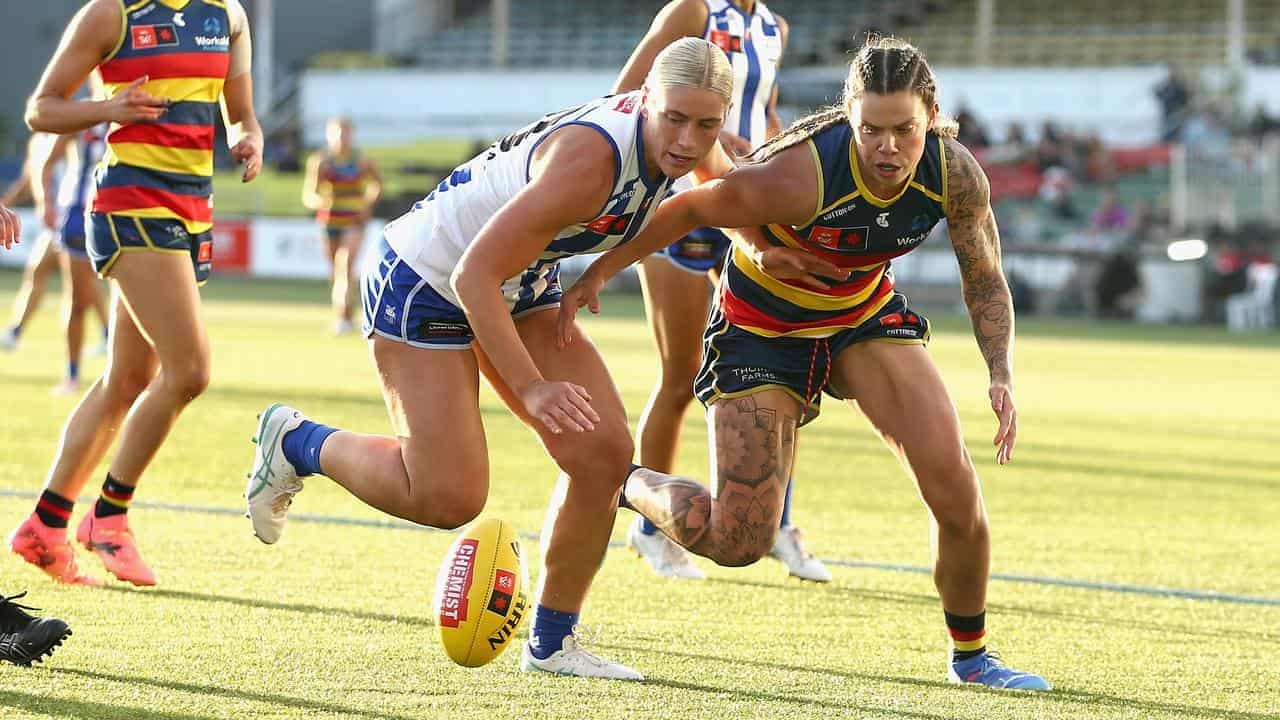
[[433, 517, 529, 667]]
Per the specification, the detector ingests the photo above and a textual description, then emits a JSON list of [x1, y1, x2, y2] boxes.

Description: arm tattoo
[[944, 138, 1014, 382], [623, 396, 796, 566]]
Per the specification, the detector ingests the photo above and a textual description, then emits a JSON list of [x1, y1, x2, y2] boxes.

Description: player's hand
[[520, 379, 600, 435], [989, 380, 1017, 465], [103, 76, 168, 124], [718, 130, 753, 158], [231, 132, 264, 183], [0, 203, 20, 250], [556, 271, 605, 348], [755, 246, 849, 290]]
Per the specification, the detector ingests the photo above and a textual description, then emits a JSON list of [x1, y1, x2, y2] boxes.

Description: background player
[[612, 0, 829, 582], [0, 128, 110, 392], [245, 38, 732, 681], [9, 0, 262, 588], [301, 117, 382, 335], [560, 37, 1050, 691]]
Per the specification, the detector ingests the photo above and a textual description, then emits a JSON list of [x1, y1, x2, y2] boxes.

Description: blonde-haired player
[[246, 38, 732, 680]]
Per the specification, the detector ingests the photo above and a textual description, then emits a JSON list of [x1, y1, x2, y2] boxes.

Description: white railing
[[1171, 137, 1280, 231]]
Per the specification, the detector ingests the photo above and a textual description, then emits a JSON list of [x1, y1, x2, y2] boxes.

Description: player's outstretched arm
[[944, 137, 1018, 465], [557, 144, 821, 345], [452, 126, 614, 436]]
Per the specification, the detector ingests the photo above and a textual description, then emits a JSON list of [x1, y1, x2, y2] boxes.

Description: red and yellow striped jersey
[[316, 152, 369, 226], [720, 125, 949, 338], [92, 0, 231, 234]]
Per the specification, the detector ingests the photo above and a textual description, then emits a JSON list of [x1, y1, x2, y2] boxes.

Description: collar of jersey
[[848, 136, 914, 209]]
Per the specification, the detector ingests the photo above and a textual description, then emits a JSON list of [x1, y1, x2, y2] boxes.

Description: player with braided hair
[[559, 36, 1050, 691]]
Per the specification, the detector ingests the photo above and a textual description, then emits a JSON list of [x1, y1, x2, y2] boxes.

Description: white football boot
[[770, 525, 832, 582], [0, 329, 17, 352], [245, 403, 308, 544], [626, 517, 705, 580], [521, 630, 644, 681]]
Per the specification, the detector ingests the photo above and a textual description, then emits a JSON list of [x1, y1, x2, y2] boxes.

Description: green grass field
[[0, 270, 1277, 720]]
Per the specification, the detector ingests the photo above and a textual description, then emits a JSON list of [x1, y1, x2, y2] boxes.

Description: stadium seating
[[409, 0, 1280, 69]]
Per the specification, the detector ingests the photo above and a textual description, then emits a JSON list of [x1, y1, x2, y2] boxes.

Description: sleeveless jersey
[[704, 0, 782, 144], [92, 0, 231, 234], [316, 152, 368, 226], [58, 125, 108, 215], [383, 91, 674, 309], [721, 127, 949, 338]]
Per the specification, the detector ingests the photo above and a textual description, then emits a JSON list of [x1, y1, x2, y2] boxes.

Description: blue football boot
[[948, 649, 1052, 691]]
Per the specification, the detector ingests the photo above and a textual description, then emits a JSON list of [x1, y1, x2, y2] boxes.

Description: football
[[432, 517, 530, 668]]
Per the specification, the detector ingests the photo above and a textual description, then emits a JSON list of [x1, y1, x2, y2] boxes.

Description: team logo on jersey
[[131, 24, 179, 49], [876, 212, 890, 228], [586, 214, 632, 235], [204, 16, 223, 35], [613, 95, 639, 114], [910, 214, 933, 233], [709, 30, 743, 54], [808, 225, 868, 253]]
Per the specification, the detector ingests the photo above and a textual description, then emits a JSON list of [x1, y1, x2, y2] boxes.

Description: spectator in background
[[1082, 132, 1114, 185], [1247, 103, 1278, 143], [1154, 65, 1191, 142], [1090, 187, 1129, 235], [955, 104, 990, 149], [1039, 165, 1078, 221]]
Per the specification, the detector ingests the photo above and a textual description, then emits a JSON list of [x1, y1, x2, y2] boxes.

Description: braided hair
[[752, 36, 956, 163]]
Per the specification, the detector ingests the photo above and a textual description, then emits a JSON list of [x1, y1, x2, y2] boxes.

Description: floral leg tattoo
[[625, 396, 797, 566]]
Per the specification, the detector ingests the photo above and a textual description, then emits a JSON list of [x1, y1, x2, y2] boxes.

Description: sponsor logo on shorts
[[197, 240, 213, 263], [419, 320, 472, 339], [884, 327, 921, 337], [733, 366, 783, 385], [438, 539, 477, 628]]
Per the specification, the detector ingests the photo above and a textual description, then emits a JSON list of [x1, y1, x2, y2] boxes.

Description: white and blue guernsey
[[366, 90, 673, 348]]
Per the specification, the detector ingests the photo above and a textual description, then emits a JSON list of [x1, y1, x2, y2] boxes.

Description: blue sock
[[528, 604, 579, 660], [281, 420, 338, 476], [779, 479, 794, 528], [8, 325, 21, 338], [67, 361, 79, 382]]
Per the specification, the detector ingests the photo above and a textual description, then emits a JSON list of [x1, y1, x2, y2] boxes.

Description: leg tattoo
[[624, 397, 797, 566]]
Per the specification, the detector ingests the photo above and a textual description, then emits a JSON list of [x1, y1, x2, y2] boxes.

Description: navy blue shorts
[[693, 293, 930, 425], [58, 204, 89, 259], [655, 227, 731, 274], [88, 213, 213, 283], [362, 236, 563, 349]]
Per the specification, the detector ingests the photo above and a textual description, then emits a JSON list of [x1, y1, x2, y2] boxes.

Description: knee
[[923, 460, 988, 539], [103, 366, 153, 403], [422, 484, 486, 530], [712, 534, 774, 568], [161, 356, 211, 401], [552, 429, 634, 490], [656, 359, 702, 401]]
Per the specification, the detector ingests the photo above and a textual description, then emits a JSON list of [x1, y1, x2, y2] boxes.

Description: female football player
[[612, 0, 829, 582], [301, 117, 382, 335], [11, 0, 263, 588], [559, 37, 1051, 691], [246, 38, 733, 681]]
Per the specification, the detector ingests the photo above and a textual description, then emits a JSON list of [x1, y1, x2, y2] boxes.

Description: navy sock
[[35, 489, 74, 528], [94, 473, 135, 518], [9, 325, 21, 339], [67, 361, 79, 382], [779, 479, 794, 528], [281, 420, 338, 476], [528, 604, 579, 660]]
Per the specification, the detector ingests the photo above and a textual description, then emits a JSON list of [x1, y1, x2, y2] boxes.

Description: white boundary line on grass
[[3, 488, 1278, 607]]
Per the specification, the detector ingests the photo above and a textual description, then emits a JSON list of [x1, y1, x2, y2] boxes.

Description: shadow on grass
[[602, 642, 1278, 720], [100, 585, 434, 629], [707, 578, 1280, 645], [0, 689, 225, 720], [49, 667, 425, 720]]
